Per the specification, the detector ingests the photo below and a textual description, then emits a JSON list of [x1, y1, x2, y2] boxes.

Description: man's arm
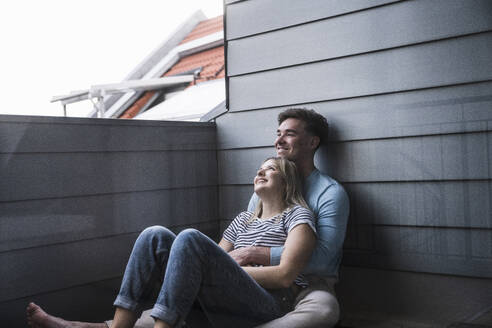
[[303, 184, 349, 275], [270, 184, 349, 276]]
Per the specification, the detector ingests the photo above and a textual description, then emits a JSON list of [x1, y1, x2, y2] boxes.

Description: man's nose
[[275, 135, 284, 145]]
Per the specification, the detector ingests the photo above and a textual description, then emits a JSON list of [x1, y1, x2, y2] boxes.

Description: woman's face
[[253, 159, 285, 195]]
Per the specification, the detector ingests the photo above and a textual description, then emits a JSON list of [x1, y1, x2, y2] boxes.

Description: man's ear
[[310, 136, 320, 150]]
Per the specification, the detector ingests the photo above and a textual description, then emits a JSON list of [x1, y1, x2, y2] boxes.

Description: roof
[[119, 15, 224, 119], [180, 15, 223, 44], [163, 45, 225, 82]]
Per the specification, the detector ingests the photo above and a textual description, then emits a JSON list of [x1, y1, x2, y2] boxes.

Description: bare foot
[[26, 302, 106, 328], [27, 302, 67, 328]]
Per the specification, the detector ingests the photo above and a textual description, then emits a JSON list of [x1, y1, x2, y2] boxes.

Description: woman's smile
[[253, 159, 285, 195]]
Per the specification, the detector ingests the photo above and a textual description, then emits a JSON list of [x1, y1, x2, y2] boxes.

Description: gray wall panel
[[0, 116, 215, 153], [218, 132, 492, 184], [1, 221, 218, 303], [1, 150, 217, 202], [228, 0, 492, 76], [343, 226, 492, 277], [337, 267, 492, 325], [1, 116, 220, 314], [226, 0, 400, 40], [0, 186, 217, 252], [346, 181, 492, 229], [331, 132, 491, 182], [218, 181, 492, 230], [218, 147, 272, 185], [221, 0, 492, 316], [1, 278, 121, 328], [217, 81, 492, 148], [219, 185, 252, 220], [1, 233, 136, 302], [229, 32, 492, 111]]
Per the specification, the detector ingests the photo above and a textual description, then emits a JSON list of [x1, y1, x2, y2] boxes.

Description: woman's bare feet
[[26, 302, 106, 328]]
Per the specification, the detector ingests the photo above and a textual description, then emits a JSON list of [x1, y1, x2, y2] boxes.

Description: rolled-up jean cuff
[[150, 304, 180, 326], [113, 295, 145, 318]]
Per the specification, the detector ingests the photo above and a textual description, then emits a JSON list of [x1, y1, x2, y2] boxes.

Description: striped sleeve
[[284, 206, 316, 235], [222, 211, 252, 244]]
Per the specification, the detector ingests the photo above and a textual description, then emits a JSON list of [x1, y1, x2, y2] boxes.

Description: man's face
[[275, 118, 316, 162]]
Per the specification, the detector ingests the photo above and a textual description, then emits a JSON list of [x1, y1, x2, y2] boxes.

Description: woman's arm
[[242, 223, 316, 289], [218, 238, 234, 252]]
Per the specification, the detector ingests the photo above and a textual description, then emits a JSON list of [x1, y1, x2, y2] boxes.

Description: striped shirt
[[223, 205, 316, 287]]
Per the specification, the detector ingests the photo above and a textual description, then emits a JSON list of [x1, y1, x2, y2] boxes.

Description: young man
[[27, 108, 349, 328], [234, 108, 349, 328]]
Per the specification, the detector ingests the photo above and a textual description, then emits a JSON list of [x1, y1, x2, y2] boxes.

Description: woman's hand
[[242, 223, 316, 289], [228, 246, 270, 266]]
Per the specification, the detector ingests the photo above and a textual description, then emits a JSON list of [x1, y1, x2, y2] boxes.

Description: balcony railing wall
[[0, 115, 217, 327]]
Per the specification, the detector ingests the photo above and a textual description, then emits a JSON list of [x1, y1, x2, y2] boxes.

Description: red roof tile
[[164, 45, 224, 81], [119, 91, 156, 119], [180, 16, 223, 44]]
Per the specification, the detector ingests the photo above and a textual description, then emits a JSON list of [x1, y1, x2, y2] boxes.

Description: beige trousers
[[256, 286, 339, 328], [106, 278, 339, 328]]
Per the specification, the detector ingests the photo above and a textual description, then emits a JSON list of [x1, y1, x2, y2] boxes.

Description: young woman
[[27, 157, 316, 328]]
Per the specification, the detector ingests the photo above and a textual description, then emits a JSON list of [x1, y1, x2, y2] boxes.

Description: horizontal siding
[[0, 186, 217, 252], [229, 32, 492, 111], [216, 80, 492, 148], [1, 278, 121, 328], [343, 226, 492, 277], [1, 150, 216, 202], [222, 0, 492, 284], [1, 115, 219, 317], [0, 115, 215, 153], [1, 233, 137, 302], [337, 267, 492, 325], [228, 0, 492, 76], [330, 132, 491, 182], [226, 0, 400, 39], [0, 220, 217, 303], [345, 181, 492, 228], [219, 180, 492, 230], [219, 185, 253, 221], [218, 132, 492, 184]]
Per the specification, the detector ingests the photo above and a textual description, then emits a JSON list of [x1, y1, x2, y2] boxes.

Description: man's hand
[[228, 246, 271, 266]]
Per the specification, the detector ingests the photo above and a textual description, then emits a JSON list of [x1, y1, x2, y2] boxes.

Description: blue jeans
[[114, 226, 291, 327]]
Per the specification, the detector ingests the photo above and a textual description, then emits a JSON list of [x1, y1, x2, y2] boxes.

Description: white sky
[[0, 0, 223, 117]]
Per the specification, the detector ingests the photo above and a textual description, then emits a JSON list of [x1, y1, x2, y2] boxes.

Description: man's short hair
[[278, 108, 329, 145]]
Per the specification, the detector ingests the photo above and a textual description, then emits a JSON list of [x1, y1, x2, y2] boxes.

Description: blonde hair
[[253, 157, 308, 219]]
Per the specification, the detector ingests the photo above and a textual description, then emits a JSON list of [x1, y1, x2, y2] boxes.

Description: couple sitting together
[[27, 108, 349, 328]]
